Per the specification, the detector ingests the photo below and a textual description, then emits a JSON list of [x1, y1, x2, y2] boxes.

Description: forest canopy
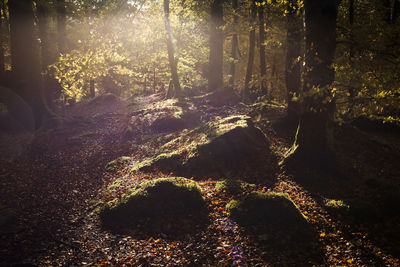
[[0, 0, 399, 125]]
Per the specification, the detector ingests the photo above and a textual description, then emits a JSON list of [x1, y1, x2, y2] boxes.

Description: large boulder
[[226, 192, 308, 227], [132, 115, 275, 180], [98, 177, 206, 234]]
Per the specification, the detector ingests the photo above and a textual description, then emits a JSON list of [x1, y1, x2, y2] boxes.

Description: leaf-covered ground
[[0, 93, 399, 266]]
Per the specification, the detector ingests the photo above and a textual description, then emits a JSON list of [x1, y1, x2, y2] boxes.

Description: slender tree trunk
[[348, 0, 356, 112], [258, 2, 267, 95], [0, 0, 5, 75], [37, 0, 51, 71], [90, 79, 95, 98], [8, 0, 43, 128], [208, 0, 224, 91], [284, 0, 340, 168], [285, 0, 302, 122], [243, 0, 256, 101], [57, 0, 66, 55], [394, 0, 400, 23], [229, 0, 239, 87], [163, 0, 181, 98]]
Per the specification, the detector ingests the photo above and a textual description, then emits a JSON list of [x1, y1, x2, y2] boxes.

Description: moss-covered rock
[[215, 179, 256, 195], [98, 177, 206, 231], [381, 189, 400, 218], [348, 199, 379, 223], [105, 156, 132, 171], [0, 205, 17, 234], [226, 192, 308, 227], [132, 115, 275, 180]]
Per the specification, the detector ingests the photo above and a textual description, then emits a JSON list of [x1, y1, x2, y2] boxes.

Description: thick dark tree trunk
[[384, 0, 400, 24], [57, 0, 66, 55], [258, 2, 267, 95], [37, 0, 51, 71], [163, 0, 181, 98], [243, 0, 256, 101], [228, 0, 239, 87], [8, 0, 44, 128], [208, 0, 224, 91], [284, 0, 340, 169], [285, 0, 302, 123]]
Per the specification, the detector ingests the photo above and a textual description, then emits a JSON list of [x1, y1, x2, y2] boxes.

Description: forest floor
[[0, 92, 399, 266]]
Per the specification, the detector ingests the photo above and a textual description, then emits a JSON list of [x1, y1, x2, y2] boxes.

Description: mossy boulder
[[227, 192, 308, 227], [105, 156, 132, 171], [0, 205, 17, 234], [325, 198, 382, 223], [215, 179, 256, 195], [98, 177, 206, 232], [132, 115, 274, 180], [348, 199, 379, 223]]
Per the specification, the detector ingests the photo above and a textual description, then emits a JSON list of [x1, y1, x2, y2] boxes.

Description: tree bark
[[228, 0, 239, 87], [56, 0, 66, 55], [285, 0, 302, 122], [8, 0, 44, 128], [284, 0, 340, 168], [258, 2, 267, 95], [208, 0, 224, 91], [90, 79, 95, 98], [0, 0, 5, 75], [394, 0, 400, 23], [348, 0, 356, 110], [243, 0, 256, 101], [37, 0, 51, 70], [163, 0, 181, 98]]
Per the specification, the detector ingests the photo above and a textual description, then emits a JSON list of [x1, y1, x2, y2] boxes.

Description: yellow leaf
[[320, 232, 326, 237]]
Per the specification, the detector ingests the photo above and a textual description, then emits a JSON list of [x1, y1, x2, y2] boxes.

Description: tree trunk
[[0, 0, 5, 75], [284, 0, 340, 169], [243, 0, 256, 101], [285, 0, 302, 122], [56, 0, 66, 55], [37, 0, 51, 71], [347, 0, 356, 112], [90, 79, 95, 98], [8, 0, 43, 128], [163, 0, 181, 98], [258, 2, 267, 95], [394, 0, 400, 23], [208, 0, 224, 91], [228, 0, 239, 87]]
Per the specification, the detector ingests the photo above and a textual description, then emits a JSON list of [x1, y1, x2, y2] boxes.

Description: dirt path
[[0, 96, 132, 265]]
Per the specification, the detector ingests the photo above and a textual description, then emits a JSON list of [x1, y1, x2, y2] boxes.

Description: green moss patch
[[132, 115, 276, 180], [98, 177, 207, 235]]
